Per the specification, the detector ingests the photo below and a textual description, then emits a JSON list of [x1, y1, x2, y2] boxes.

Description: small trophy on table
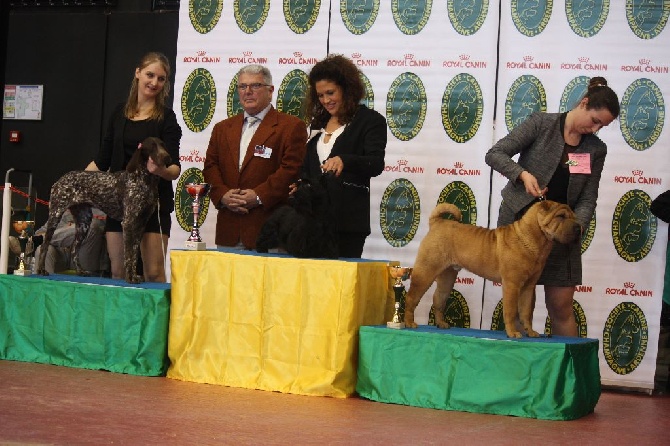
[[387, 264, 413, 329], [184, 183, 211, 250], [12, 220, 35, 276]]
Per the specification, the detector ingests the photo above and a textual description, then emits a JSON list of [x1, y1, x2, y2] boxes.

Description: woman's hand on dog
[[519, 170, 548, 198], [147, 157, 180, 181], [288, 182, 298, 196]]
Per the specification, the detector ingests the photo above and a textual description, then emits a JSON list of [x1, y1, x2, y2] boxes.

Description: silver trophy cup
[[184, 183, 211, 250], [13, 221, 35, 276]]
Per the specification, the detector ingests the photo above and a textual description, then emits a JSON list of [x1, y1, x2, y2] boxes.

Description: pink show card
[[567, 153, 591, 174]]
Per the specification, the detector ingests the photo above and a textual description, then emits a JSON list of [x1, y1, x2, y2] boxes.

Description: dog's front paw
[[436, 320, 451, 329], [526, 328, 540, 338], [506, 330, 522, 338], [404, 314, 418, 329]]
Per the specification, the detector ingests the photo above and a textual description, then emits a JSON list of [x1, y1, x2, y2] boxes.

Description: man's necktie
[[239, 116, 259, 170]]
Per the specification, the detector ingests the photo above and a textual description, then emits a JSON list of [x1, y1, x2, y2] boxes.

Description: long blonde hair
[[124, 52, 171, 121]]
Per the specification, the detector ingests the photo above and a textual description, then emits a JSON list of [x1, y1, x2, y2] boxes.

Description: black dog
[[36, 137, 171, 283], [256, 174, 338, 259]]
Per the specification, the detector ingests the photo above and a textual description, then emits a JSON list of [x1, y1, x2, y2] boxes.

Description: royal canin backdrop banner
[[170, 1, 669, 391], [490, 1, 669, 391]]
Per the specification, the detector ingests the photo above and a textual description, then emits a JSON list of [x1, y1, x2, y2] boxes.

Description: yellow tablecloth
[[167, 249, 394, 397]]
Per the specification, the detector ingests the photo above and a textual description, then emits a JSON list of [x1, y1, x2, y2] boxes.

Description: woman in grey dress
[[485, 76, 619, 336]]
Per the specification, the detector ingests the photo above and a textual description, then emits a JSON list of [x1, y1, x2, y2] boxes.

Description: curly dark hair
[[305, 54, 365, 129]]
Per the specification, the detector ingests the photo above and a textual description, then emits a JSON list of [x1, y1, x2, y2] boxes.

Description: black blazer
[[95, 103, 182, 212], [651, 190, 670, 223], [303, 105, 386, 234]]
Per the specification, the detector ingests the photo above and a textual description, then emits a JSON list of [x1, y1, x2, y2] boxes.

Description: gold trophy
[[387, 265, 413, 329], [184, 183, 211, 250], [12, 221, 35, 276]]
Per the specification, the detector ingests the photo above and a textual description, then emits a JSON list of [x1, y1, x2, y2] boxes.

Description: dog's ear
[[126, 149, 143, 173], [126, 137, 170, 172], [126, 138, 153, 173], [147, 137, 171, 167]]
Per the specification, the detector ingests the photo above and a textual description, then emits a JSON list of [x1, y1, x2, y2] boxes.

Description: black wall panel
[[1, 13, 107, 225], [0, 9, 179, 226], [103, 12, 179, 133]]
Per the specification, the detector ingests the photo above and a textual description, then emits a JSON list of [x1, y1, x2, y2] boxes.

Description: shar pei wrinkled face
[[535, 201, 581, 245]]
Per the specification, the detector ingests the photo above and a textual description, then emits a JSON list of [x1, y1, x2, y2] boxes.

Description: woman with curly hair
[[301, 54, 387, 258]]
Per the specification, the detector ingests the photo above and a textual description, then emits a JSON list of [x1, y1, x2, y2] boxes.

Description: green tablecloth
[[356, 325, 601, 420], [0, 274, 170, 376]]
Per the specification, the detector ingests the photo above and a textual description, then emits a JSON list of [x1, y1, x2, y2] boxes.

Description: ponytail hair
[[582, 76, 620, 119]]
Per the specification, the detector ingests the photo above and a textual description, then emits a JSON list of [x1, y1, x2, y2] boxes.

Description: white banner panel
[[494, 0, 670, 390], [330, 1, 499, 327], [171, 1, 329, 267]]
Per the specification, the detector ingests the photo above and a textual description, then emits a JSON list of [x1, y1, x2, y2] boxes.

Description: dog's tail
[[429, 203, 462, 227]]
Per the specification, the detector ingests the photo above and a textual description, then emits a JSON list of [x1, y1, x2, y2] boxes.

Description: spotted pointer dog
[[36, 137, 171, 283]]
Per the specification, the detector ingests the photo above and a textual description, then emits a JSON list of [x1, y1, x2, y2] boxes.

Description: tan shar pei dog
[[404, 200, 581, 338]]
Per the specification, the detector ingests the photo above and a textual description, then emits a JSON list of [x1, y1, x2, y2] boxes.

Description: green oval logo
[[490, 298, 505, 331], [603, 301, 648, 375], [226, 74, 244, 118], [428, 289, 471, 328], [544, 299, 588, 337], [447, 0, 489, 36], [276, 69, 309, 124], [626, 0, 670, 39], [386, 72, 427, 141], [341, 0, 380, 35], [611, 189, 657, 262], [181, 68, 217, 133], [380, 178, 421, 247], [619, 78, 665, 151], [234, 0, 270, 34], [441, 73, 484, 143], [175, 167, 210, 233], [505, 74, 547, 132], [559, 75, 590, 113], [284, 0, 321, 34], [510, 0, 553, 37], [436, 181, 477, 226], [360, 71, 375, 109], [189, 0, 223, 34], [581, 212, 596, 254], [391, 0, 432, 35], [566, 0, 608, 37]]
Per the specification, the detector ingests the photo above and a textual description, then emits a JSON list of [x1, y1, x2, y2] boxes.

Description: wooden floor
[[0, 359, 668, 445]]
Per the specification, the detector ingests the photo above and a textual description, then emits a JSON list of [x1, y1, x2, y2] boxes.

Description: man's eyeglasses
[[237, 83, 270, 92]]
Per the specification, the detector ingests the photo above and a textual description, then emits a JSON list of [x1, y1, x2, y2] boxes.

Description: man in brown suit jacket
[[203, 65, 307, 249]]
